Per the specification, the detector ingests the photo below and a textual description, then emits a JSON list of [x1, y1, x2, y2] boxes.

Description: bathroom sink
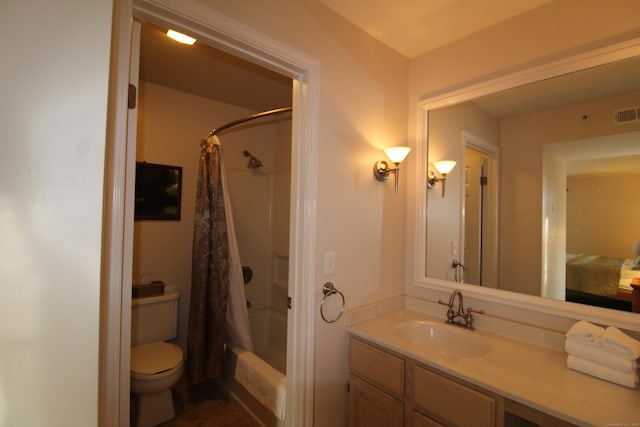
[[395, 320, 491, 358]]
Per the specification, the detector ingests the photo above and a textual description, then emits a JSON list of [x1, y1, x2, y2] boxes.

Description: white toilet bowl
[[131, 341, 184, 427]]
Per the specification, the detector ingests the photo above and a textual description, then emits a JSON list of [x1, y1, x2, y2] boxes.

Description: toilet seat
[[131, 342, 183, 376]]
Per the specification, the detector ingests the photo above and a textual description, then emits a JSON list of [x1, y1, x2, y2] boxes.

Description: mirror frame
[[414, 37, 640, 332]]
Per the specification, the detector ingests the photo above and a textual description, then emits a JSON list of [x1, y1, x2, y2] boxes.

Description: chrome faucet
[[438, 289, 485, 329]]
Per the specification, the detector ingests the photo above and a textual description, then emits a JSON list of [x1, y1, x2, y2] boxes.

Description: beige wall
[[567, 174, 640, 258], [409, 0, 640, 100], [0, 1, 113, 425], [426, 102, 498, 280]]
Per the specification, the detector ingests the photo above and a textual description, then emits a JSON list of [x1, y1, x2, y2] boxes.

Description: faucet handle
[[446, 308, 455, 322], [464, 307, 485, 328]]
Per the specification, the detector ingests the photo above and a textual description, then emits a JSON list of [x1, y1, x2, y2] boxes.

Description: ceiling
[[139, 21, 292, 112], [568, 154, 640, 177], [473, 57, 640, 118], [318, 0, 552, 58]]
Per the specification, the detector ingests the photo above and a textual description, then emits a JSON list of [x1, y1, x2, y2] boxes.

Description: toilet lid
[[131, 342, 183, 375]]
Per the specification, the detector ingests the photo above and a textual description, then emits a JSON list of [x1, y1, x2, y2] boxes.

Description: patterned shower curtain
[[187, 136, 253, 383]]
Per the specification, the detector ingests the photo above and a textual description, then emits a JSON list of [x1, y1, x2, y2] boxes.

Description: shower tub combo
[[217, 108, 291, 426], [225, 279, 288, 426], [224, 218, 289, 426]]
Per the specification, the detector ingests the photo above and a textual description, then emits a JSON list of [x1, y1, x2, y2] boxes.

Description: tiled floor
[[132, 376, 256, 427]]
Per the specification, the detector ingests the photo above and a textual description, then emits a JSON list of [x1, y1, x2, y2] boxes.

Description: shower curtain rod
[[207, 107, 292, 137]]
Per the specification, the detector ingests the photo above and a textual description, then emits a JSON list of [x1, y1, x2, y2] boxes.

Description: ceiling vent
[[612, 106, 640, 125]]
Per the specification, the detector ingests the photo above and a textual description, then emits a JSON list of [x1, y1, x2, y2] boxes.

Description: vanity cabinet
[[348, 338, 404, 427], [349, 336, 577, 427], [410, 362, 498, 426]]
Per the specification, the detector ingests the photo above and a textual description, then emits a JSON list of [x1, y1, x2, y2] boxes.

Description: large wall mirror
[[419, 39, 640, 317]]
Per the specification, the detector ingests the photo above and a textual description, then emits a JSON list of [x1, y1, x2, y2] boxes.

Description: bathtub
[[225, 344, 286, 427], [248, 306, 287, 374], [224, 288, 288, 425]]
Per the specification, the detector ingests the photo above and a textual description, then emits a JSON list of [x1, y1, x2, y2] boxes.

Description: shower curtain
[[187, 135, 253, 383]]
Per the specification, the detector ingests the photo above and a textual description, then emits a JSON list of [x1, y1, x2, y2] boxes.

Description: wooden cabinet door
[[349, 375, 403, 427]]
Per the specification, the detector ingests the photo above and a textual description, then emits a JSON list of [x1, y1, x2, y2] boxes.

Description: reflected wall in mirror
[[424, 52, 640, 312], [426, 117, 499, 286]]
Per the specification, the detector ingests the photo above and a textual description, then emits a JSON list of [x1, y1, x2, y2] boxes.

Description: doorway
[[464, 146, 488, 285], [461, 132, 499, 288], [134, 20, 293, 372], [103, 2, 319, 425]]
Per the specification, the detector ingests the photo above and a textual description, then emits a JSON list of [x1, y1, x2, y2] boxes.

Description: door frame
[[460, 131, 499, 288], [101, 1, 319, 425]]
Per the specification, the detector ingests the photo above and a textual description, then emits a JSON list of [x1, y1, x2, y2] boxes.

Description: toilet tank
[[131, 290, 180, 347]]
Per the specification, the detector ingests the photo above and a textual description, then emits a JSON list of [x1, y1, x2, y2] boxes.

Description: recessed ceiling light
[[166, 29, 196, 45]]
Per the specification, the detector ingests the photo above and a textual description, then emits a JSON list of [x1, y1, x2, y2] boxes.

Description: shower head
[[243, 150, 263, 170]]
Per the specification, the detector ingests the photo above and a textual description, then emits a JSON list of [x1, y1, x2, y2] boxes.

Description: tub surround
[[349, 299, 640, 426]]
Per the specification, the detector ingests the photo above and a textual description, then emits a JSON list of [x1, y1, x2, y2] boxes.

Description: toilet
[[131, 290, 184, 427]]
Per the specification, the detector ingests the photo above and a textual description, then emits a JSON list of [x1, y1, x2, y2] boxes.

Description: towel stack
[[565, 320, 640, 388]]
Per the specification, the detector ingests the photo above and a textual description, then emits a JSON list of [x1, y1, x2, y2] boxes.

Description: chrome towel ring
[[320, 282, 345, 323]]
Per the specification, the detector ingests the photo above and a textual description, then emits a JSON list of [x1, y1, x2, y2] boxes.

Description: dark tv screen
[[134, 162, 182, 220]]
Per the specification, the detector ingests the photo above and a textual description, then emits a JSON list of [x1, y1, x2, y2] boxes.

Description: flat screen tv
[[134, 162, 182, 221]]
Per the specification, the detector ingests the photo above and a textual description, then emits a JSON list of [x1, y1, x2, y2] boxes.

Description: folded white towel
[[567, 355, 638, 388], [565, 340, 638, 371], [601, 327, 640, 361], [565, 320, 604, 346], [234, 350, 286, 420]]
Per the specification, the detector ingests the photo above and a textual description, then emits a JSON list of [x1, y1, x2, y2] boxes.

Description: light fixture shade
[[434, 160, 456, 175], [167, 29, 197, 45], [384, 146, 411, 164]]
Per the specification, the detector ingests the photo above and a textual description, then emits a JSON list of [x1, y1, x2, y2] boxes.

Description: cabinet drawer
[[413, 365, 496, 427], [350, 338, 404, 396], [349, 375, 403, 427]]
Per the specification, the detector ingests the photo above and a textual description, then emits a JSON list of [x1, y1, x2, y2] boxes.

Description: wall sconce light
[[373, 146, 412, 193], [427, 160, 456, 197]]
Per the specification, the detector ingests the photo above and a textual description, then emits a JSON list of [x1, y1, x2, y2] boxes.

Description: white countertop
[[349, 309, 640, 427]]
